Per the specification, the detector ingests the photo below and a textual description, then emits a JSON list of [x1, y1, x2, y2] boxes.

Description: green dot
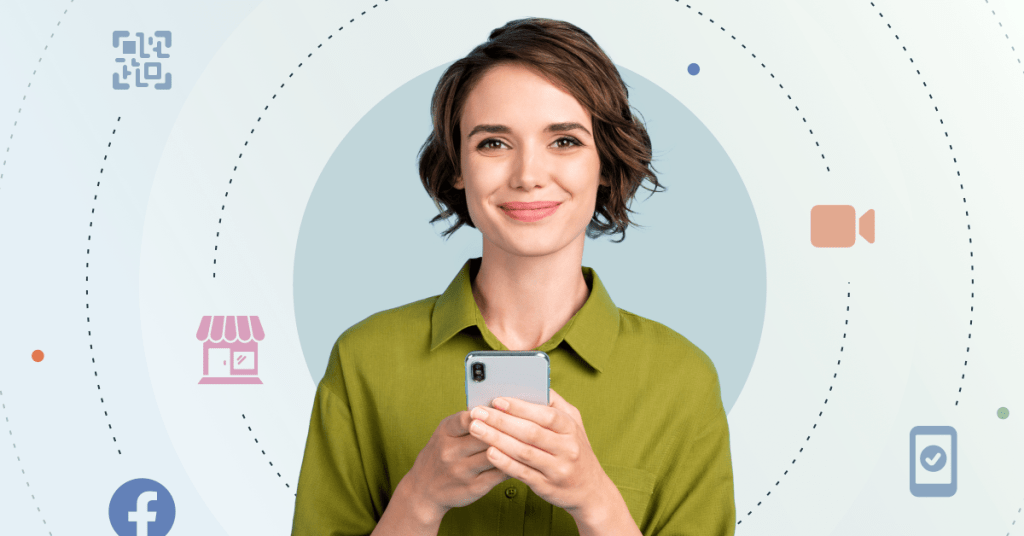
[[997, 407, 1009, 419]]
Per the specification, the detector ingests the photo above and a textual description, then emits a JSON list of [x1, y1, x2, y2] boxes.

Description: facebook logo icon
[[109, 479, 176, 536]]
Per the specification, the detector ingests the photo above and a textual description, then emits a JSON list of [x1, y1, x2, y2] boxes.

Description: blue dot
[[688, 63, 700, 75]]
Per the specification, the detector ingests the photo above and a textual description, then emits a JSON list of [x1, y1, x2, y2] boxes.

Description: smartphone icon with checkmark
[[910, 426, 957, 497]]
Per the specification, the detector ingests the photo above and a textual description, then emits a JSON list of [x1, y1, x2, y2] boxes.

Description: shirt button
[[504, 487, 517, 499]]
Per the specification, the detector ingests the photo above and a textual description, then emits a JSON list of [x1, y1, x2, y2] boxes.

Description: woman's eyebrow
[[545, 121, 591, 137], [466, 124, 510, 138], [466, 122, 592, 139]]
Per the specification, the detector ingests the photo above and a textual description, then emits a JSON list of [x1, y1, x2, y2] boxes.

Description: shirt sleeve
[[644, 353, 736, 536], [291, 340, 381, 536]]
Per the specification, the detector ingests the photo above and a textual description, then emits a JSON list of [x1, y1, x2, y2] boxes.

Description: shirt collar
[[431, 257, 620, 373]]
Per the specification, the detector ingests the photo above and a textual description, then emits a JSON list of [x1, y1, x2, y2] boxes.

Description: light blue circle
[[687, 63, 700, 75], [294, 63, 766, 414], [109, 478, 175, 536], [920, 445, 947, 472]]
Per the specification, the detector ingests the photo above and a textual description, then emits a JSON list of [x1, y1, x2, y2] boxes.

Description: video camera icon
[[811, 205, 875, 247]]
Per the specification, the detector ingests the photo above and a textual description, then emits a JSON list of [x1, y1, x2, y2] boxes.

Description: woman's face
[[455, 62, 607, 259]]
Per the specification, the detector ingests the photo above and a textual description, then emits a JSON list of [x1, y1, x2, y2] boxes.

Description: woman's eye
[[478, 139, 506, 150], [553, 136, 582, 149]]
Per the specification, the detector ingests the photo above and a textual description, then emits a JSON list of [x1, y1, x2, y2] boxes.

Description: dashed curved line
[[1, 390, 53, 534], [983, 0, 1023, 77], [87, 116, 123, 455], [1, 0, 76, 188], [866, 2, 975, 406], [677, 2, 832, 173], [206, 0, 389, 505], [202, 0, 850, 513], [212, 1, 387, 278], [737, 284, 852, 525], [663, 2, 846, 525], [242, 413, 296, 494]]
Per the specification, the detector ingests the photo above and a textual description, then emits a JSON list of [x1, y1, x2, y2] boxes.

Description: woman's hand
[[404, 408, 512, 522], [467, 388, 611, 516]]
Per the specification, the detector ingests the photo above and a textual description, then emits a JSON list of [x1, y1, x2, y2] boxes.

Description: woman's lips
[[500, 201, 561, 222]]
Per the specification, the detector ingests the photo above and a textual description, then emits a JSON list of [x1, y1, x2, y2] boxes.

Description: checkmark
[[919, 444, 948, 473]]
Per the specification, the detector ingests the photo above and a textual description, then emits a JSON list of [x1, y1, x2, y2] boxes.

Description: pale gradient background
[[1, 1, 1022, 535]]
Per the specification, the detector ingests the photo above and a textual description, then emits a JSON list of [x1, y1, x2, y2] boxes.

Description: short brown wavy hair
[[418, 17, 664, 243]]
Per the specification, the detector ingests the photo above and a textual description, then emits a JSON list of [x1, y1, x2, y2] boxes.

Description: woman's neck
[[471, 238, 590, 351]]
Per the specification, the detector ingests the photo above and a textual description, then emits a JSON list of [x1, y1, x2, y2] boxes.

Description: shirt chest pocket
[[602, 464, 657, 528]]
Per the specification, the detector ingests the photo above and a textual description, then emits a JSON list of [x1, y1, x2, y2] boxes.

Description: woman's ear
[[453, 175, 465, 190], [599, 174, 610, 188]]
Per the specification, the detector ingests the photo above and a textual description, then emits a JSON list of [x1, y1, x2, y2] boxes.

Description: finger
[[546, 388, 584, 427], [485, 445, 543, 489], [473, 465, 508, 486], [457, 426, 498, 456], [491, 396, 575, 436], [451, 409, 478, 436], [548, 387, 561, 407], [464, 447, 501, 475], [547, 388, 574, 415], [470, 419, 557, 477], [473, 404, 561, 456], [460, 429, 515, 471]]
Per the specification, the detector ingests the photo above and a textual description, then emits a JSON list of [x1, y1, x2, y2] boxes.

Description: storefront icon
[[196, 315, 265, 384]]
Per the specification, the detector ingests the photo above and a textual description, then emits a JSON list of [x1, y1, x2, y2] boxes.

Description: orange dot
[[31, 350, 44, 362]]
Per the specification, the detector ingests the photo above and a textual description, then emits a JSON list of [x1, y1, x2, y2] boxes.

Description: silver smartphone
[[465, 350, 550, 410]]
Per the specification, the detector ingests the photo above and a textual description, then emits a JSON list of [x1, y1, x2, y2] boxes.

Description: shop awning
[[195, 315, 265, 343]]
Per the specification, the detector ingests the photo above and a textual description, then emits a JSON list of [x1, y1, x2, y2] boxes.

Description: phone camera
[[471, 362, 485, 382]]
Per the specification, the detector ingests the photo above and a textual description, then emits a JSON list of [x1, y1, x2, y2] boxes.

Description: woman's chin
[[491, 235, 574, 259]]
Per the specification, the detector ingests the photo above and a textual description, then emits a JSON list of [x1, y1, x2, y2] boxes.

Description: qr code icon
[[113, 31, 172, 90]]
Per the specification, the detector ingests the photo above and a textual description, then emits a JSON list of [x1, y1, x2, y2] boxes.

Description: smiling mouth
[[500, 202, 561, 223]]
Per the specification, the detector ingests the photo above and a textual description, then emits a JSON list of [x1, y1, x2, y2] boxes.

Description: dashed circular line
[[205, 0, 833, 510], [212, 1, 386, 278], [88, 117, 122, 455], [242, 413, 295, 494], [982, 17, 1021, 525], [1, 0, 75, 187], [1, 390, 53, 534], [867, 2, 976, 407], [984, 0, 1023, 76], [678, 2, 831, 172], [737, 283, 852, 524], [669, 1, 845, 523]]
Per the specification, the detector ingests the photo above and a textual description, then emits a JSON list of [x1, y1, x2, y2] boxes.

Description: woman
[[292, 18, 735, 536]]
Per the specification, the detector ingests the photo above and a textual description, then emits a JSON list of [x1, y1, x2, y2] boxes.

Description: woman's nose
[[509, 144, 547, 190]]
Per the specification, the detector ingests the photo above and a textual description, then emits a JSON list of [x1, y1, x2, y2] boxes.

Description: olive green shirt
[[292, 257, 735, 535]]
